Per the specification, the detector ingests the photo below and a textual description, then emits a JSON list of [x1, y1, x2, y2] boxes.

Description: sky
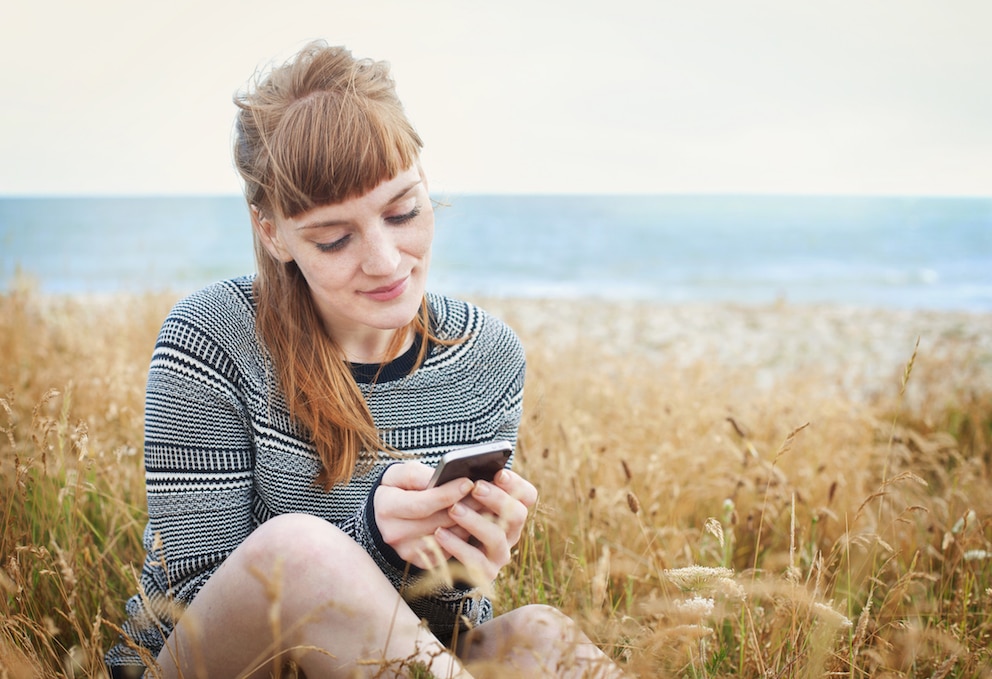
[[1, 0, 990, 197]]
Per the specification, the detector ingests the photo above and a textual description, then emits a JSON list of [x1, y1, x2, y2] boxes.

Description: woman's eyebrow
[[385, 180, 422, 204], [296, 180, 422, 231]]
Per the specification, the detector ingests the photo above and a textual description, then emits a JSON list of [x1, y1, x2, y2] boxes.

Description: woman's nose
[[361, 225, 402, 276]]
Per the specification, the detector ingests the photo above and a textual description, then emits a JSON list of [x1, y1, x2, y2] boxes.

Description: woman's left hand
[[433, 468, 539, 583]]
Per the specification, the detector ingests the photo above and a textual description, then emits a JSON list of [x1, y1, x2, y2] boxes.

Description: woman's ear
[[251, 206, 293, 263]]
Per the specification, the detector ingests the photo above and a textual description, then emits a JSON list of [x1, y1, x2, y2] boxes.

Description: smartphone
[[426, 440, 513, 488]]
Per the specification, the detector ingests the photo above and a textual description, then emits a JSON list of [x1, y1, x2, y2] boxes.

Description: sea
[[1, 194, 990, 311]]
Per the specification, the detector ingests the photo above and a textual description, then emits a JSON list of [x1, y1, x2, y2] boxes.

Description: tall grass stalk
[[3, 287, 991, 677]]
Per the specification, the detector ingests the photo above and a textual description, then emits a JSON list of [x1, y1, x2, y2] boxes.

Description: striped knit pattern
[[105, 276, 526, 671]]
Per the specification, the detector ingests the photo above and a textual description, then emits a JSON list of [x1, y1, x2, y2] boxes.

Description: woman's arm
[[142, 307, 256, 608]]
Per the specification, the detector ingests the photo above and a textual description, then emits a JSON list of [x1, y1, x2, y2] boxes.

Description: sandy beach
[[477, 297, 992, 403], [25, 290, 992, 398], [28, 290, 992, 403]]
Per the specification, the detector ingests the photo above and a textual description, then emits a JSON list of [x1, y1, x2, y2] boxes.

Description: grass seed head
[[626, 491, 640, 515]]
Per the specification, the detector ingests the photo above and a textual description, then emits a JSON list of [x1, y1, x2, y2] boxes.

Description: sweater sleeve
[[141, 309, 257, 609]]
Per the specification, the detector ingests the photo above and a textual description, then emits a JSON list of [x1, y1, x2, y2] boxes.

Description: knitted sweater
[[105, 276, 526, 671]]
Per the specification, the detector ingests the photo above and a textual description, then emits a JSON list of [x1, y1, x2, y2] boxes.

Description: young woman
[[105, 41, 623, 678]]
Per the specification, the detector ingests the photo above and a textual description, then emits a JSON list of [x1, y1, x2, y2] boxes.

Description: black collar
[[349, 333, 424, 384]]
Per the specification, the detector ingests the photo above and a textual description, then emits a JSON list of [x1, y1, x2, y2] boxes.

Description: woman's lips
[[361, 276, 409, 302]]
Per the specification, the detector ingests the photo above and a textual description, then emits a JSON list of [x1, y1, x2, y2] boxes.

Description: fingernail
[[450, 503, 466, 516], [459, 479, 474, 494], [474, 481, 490, 497]]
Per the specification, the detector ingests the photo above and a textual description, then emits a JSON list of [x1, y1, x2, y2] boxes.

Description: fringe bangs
[[268, 91, 422, 218]]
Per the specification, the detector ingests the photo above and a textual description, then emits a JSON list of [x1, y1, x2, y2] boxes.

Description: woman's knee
[[463, 605, 619, 677], [233, 513, 367, 580], [499, 604, 571, 637], [462, 604, 570, 658]]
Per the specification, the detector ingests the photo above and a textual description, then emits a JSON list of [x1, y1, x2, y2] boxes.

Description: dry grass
[[2, 284, 991, 677]]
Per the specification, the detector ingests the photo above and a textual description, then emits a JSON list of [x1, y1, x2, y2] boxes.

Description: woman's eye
[[316, 235, 350, 252], [386, 205, 421, 225]]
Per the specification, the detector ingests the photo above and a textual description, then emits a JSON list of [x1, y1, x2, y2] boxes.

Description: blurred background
[[1, 0, 990, 308]]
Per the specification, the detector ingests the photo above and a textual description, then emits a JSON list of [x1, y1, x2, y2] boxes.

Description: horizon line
[[3, 190, 992, 201]]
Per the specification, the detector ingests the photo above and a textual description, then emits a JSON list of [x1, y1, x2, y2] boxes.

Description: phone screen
[[427, 441, 513, 488]]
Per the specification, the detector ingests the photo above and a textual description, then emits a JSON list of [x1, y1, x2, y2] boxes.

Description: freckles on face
[[264, 167, 435, 346]]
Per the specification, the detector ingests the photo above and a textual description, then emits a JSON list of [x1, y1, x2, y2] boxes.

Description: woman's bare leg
[[459, 604, 625, 678], [154, 513, 470, 679]]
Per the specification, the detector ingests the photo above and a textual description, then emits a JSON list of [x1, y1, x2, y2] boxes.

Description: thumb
[[381, 460, 434, 490]]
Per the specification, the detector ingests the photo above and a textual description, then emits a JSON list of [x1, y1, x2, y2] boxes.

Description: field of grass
[[2, 284, 991, 677]]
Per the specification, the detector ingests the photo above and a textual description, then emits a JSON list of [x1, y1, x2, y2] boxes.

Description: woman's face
[[255, 166, 434, 363]]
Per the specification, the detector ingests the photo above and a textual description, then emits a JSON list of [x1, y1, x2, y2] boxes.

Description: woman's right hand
[[373, 461, 475, 569]]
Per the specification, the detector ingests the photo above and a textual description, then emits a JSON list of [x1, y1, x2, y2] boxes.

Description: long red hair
[[233, 41, 432, 488]]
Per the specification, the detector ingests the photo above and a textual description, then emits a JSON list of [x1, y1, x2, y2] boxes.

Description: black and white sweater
[[105, 276, 526, 671]]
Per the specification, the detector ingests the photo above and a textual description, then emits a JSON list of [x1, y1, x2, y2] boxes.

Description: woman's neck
[[336, 326, 414, 365]]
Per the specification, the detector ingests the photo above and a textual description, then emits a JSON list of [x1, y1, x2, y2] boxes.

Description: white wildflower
[[963, 549, 990, 561], [713, 575, 747, 601], [676, 595, 715, 619], [664, 566, 734, 592], [664, 565, 745, 604], [812, 602, 853, 629]]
